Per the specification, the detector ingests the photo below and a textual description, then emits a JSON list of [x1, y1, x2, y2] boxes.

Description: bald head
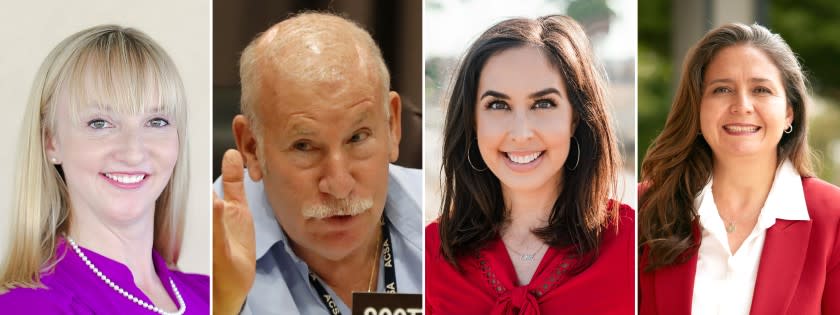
[[239, 12, 391, 134]]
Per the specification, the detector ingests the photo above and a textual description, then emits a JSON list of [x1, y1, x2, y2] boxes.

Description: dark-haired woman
[[639, 23, 840, 314], [425, 15, 634, 315]]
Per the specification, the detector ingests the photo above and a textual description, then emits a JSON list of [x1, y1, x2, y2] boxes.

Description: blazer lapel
[[749, 219, 812, 315]]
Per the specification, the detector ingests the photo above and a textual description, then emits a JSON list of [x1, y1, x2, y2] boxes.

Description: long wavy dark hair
[[437, 15, 621, 273], [639, 23, 814, 271]]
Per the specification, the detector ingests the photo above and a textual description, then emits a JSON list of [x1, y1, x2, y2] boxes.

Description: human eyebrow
[[528, 88, 562, 99], [289, 124, 317, 137], [479, 90, 510, 100], [705, 78, 734, 86]]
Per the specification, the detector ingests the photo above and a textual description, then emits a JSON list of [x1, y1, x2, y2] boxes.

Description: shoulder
[[424, 222, 446, 263], [425, 222, 441, 251], [801, 177, 840, 222], [388, 164, 421, 203], [0, 285, 85, 314], [388, 163, 421, 181], [603, 201, 635, 247], [607, 201, 636, 232]]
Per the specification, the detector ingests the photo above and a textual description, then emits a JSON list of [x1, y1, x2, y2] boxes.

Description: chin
[[309, 238, 363, 261]]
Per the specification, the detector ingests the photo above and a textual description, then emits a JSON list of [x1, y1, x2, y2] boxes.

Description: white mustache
[[302, 198, 374, 219]]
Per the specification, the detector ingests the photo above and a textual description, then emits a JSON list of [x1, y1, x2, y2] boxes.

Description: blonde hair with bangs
[[0, 24, 189, 292]]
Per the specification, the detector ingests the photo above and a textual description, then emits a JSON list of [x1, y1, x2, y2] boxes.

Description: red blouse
[[425, 203, 635, 315]]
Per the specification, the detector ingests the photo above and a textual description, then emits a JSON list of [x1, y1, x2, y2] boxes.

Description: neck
[[711, 154, 778, 210], [68, 206, 158, 287], [500, 177, 561, 240], [295, 221, 382, 307]]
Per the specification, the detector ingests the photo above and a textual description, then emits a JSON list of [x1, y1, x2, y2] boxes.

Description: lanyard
[[309, 217, 397, 315]]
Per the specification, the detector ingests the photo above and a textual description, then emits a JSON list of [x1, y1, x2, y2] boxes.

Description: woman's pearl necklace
[[67, 237, 187, 315]]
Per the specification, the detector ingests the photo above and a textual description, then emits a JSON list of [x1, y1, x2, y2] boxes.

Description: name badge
[[351, 292, 422, 315]]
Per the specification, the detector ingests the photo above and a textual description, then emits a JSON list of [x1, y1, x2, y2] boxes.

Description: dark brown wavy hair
[[437, 15, 621, 273], [640, 23, 814, 271]]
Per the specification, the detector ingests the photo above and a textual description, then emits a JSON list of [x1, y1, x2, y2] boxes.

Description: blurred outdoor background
[[639, 0, 840, 184], [424, 0, 637, 222]]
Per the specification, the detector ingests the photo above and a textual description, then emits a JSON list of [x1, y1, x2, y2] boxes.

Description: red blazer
[[426, 204, 635, 314], [639, 177, 840, 314]]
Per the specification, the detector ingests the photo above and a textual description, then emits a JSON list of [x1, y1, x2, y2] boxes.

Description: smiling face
[[47, 100, 179, 227], [699, 44, 793, 163], [474, 46, 577, 196]]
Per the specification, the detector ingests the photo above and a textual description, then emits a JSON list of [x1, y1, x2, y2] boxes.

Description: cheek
[[154, 132, 181, 169], [698, 101, 717, 132], [764, 100, 790, 126], [475, 114, 505, 149]]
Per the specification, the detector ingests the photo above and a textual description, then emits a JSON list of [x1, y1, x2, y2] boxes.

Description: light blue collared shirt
[[214, 164, 422, 315]]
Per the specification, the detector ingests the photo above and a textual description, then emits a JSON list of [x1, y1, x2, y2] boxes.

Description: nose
[[509, 111, 535, 142], [115, 127, 147, 165], [730, 90, 754, 114], [317, 150, 355, 199]]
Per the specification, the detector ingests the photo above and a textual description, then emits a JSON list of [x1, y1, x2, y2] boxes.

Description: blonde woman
[[0, 25, 208, 314]]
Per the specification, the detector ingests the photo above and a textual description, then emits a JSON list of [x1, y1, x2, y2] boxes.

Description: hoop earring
[[566, 137, 580, 171], [784, 124, 793, 134], [466, 139, 487, 172]]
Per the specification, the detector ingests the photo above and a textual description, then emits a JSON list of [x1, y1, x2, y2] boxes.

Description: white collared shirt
[[691, 160, 810, 315]]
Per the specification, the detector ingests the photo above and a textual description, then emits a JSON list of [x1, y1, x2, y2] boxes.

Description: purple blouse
[[0, 239, 209, 314]]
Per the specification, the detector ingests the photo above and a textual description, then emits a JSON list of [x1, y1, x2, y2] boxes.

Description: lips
[[506, 151, 543, 164]]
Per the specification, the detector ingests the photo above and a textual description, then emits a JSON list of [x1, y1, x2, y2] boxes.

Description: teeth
[[507, 152, 541, 164], [105, 173, 145, 184], [725, 125, 759, 133]]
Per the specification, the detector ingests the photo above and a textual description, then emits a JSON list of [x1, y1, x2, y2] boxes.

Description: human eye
[[753, 86, 772, 94], [532, 99, 556, 109], [146, 117, 170, 128], [292, 140, 314, 152], [487, 100, 510, 110], [87, 119, 113, 129], [349, 130, 371, 143], [712, 86, 732, 94]]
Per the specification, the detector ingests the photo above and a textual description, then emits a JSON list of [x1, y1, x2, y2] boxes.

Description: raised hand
[[212, 149, 257, 315]]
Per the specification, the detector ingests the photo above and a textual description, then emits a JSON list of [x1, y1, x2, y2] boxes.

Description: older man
[[212, 12, 422, 315]]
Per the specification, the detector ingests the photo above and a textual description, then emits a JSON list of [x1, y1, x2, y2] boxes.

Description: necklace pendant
[[726, 223, 736, 233], [521, 254, 535, 261]]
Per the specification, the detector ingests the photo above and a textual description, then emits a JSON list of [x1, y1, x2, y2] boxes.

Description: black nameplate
[[351, 292, 422, 315]]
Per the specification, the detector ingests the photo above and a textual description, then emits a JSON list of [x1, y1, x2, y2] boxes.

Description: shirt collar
[[695, 159, 809, 227], [250, 164, 421, 262]]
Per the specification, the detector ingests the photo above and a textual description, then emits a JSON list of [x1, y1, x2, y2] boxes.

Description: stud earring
[[784, 124, 793, 134], [50, 157, 59, 164]]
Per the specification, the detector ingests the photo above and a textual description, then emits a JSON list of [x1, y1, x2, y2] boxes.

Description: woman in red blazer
[[425, 15, 634, 314], [639, 23, 840, 315]]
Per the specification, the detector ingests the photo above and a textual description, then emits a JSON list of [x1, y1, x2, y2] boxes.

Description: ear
[[785, 104, 794, 127], [44, 128, 62, 164], [232, 115, 263, 181], [387, 91, 402, 163]]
